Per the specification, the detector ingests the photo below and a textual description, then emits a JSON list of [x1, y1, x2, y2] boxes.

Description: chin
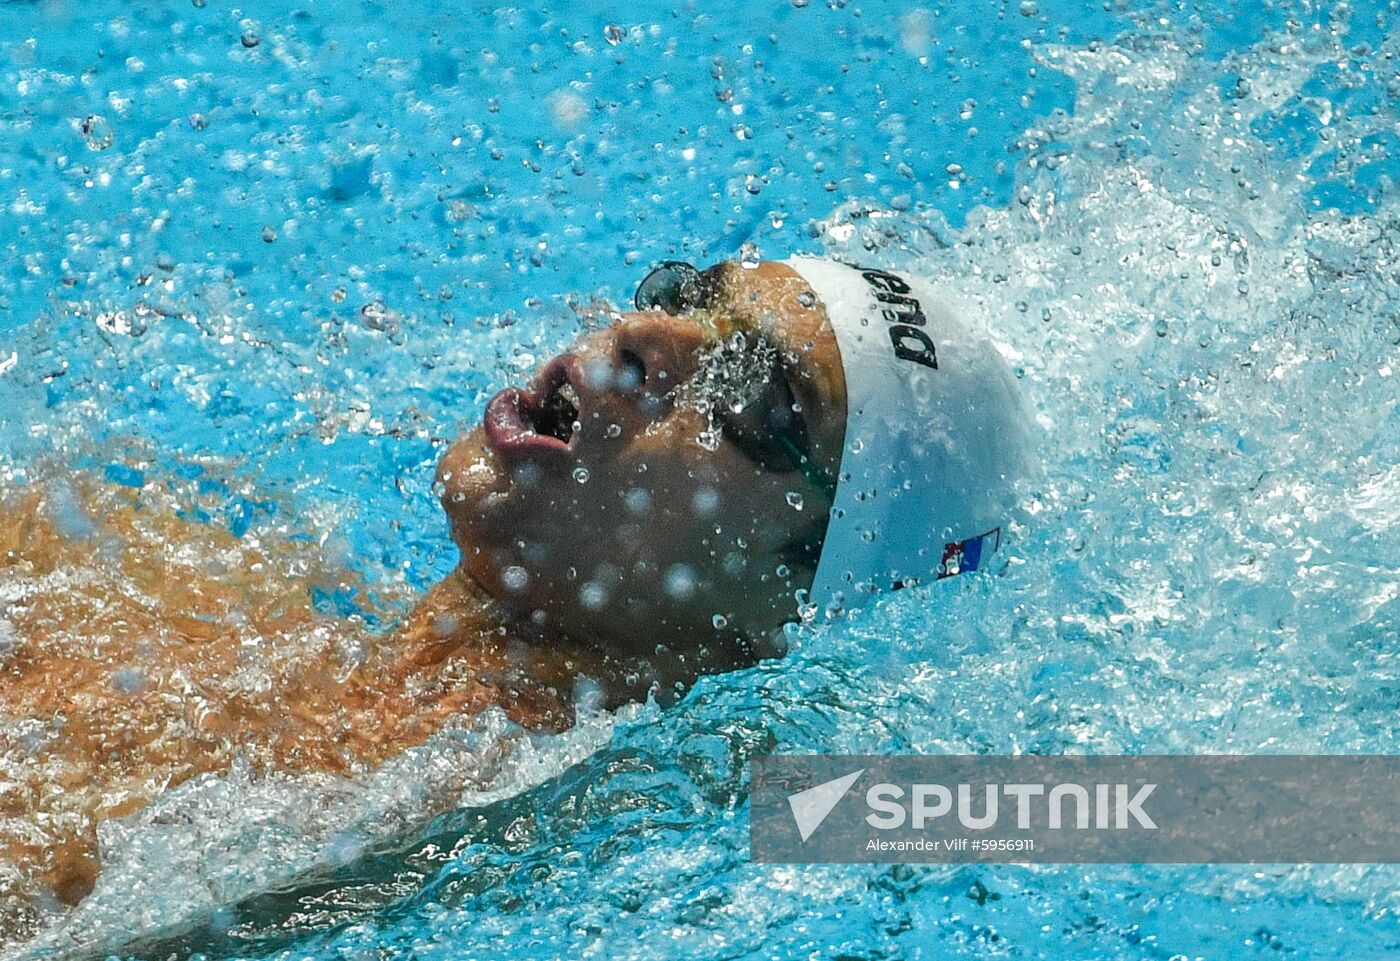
[[438, 430, 516, 537]]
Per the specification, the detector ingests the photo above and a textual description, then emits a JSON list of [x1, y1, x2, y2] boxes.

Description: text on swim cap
[[860, 268, 939, 371]]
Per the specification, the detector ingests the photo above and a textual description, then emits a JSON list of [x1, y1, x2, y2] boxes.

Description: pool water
[[3, 0, 1399, 958]]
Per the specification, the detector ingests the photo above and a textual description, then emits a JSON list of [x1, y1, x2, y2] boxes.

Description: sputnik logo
[[786, 769, 864, 842]]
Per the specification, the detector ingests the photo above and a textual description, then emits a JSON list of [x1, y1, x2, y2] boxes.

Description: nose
[[579, 312, 711, 402]]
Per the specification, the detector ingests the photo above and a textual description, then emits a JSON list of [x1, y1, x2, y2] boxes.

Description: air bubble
[[712, 614, 729, 629], [501, 566, 529, 592], [261, 225, 277, 243], [786, 492, 805, 511], [603, 24, 626, 45], [572, 467, 590, 484], [605, 423, 622, 438], [240, 31, 260, 48]]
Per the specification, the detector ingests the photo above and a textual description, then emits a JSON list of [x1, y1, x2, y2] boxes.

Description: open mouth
[[484, 358, 582, 459], [530, 365, 580, 443]]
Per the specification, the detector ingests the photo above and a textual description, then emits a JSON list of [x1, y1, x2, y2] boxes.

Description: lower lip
[[484, 388, 571, 460]]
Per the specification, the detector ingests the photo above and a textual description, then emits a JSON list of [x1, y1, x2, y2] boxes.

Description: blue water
[[3, 0, 1400, 958]]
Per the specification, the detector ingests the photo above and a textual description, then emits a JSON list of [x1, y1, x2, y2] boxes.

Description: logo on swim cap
[[859, 267, 938, 371], [782, 257, 1035, 617]]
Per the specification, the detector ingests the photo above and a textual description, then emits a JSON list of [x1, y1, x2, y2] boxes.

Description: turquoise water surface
[[2, 0, 1399, 958]]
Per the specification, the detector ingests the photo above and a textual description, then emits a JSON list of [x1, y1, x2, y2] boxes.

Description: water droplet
[[579, 582, 608, 610], [80, 115, 113, 151], [605, 423, 622, 438], [261, 225, 277, 243], [501, 566, 529, 592], [797, 290, 816, 308], [625, 487, 651, 514], [665, 564, 698, 600], [359, 301, 401, 334], [95, 310, 147, 337], [603, 23, 626, 45], [572, 466, 590, 484], [1154, 318, 1169, 338], [739, 242, 761, 268], [547, 89, 589, 128], [111, 665, 146, 695], [786, 491, 805, 511], [712, 613, 729, 629], [1019, 0, 1038, 15], [776, 564, 791, 578], [240, 31, 260, 48], [692, 487, 720, 516]]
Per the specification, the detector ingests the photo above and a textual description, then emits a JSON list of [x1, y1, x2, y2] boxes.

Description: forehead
[[694, 262, 832, 354]]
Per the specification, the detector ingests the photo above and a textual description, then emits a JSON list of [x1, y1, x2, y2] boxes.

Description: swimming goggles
[[635, 261, 837, 501]]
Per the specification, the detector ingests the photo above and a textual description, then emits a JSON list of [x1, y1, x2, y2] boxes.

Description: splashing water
[[676, 328, 785, 452], [2, 5, 1400, 961]]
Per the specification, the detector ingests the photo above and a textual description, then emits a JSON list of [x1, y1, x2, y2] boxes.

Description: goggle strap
[[775, 433, 837, 501]]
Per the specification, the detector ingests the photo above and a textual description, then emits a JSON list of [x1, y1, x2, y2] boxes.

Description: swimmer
[[0, 258, 1032, 932]]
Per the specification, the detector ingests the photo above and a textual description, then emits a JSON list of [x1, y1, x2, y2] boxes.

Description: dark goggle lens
[[635, 261, 701, 315], [719, 371, 808, 473]]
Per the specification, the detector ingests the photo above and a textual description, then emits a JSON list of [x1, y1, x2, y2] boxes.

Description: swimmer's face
[[437, 261, 847, 664]]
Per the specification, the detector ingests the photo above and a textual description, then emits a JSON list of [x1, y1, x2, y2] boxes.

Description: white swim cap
[[782, 257, 1036, 617]]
